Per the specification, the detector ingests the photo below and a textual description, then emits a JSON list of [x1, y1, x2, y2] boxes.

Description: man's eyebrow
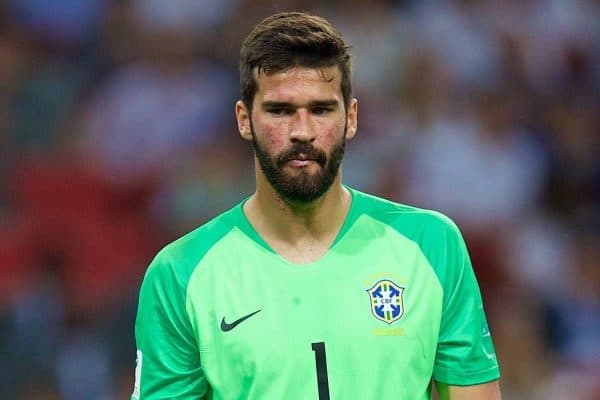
[[261, 101, 292, 109], [310, 100, 339, 107], [261, 100, 339, 108]]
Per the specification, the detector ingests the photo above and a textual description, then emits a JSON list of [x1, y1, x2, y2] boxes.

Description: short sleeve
[[432, 221, 501, 386], [132, 251, 208, 399]]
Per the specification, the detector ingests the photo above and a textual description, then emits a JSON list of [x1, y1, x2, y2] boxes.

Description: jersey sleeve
[[132, 250, 208, 399], [432, 219, 501, 386]]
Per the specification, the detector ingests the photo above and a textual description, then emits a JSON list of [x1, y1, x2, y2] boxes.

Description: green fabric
[[354, 191, 500, 385], [133, 188, 500, 399], [133, 217, 231, 399]]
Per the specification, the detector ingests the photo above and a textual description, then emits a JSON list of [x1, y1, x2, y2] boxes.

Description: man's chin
[[279, 190, 325, 204], [273, 178, 328, 204]]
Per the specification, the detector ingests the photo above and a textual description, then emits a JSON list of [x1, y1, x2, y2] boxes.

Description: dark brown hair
[[240, 12, 352, 111]]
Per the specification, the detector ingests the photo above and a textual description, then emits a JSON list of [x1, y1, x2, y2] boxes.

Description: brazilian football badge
[[367, 280, 405, 324]]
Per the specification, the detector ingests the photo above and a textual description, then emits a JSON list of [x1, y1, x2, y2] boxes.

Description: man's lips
[[279, 150, 326, 167], [288, 159, 314, 167]]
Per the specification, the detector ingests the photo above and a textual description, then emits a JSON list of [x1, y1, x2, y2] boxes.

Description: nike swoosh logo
[[220, 309, 262, 332]]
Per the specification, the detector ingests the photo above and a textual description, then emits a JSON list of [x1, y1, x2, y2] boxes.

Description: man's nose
[[289, 109, 315, 142]]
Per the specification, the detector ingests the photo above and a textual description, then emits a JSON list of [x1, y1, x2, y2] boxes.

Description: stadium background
[[0, 0, 598, 398]]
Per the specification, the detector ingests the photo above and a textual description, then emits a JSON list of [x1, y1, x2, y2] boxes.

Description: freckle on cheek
[[262, 125, 285, 146], [270, 138, 285, 148], [322, 125, 341, 140]]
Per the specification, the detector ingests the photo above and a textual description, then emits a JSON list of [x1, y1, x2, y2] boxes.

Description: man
[[132, 11, 501, 400]]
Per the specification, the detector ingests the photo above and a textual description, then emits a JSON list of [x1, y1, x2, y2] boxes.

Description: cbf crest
[[367, 280, 405, 324]]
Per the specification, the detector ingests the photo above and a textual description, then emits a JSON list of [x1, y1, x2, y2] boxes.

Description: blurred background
[[0, 0, 598, 398]]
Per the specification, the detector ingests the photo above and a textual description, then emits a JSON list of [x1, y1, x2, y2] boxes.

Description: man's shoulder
[[144, 203, 243, 283], [351, 188, 459, 234], [161, 204, 242, 261], [351, 189, 469, 282]]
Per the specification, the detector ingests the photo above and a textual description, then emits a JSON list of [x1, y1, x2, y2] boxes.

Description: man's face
[[236, 66, 357, 203]]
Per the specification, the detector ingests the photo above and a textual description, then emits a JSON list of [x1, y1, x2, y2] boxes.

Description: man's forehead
[[253, 66, 342, 99], [255, 65, 340, 84]]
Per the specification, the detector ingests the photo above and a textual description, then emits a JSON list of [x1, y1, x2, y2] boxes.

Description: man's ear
[[345, 98, 358, 140], [236, 100, 253, 141]]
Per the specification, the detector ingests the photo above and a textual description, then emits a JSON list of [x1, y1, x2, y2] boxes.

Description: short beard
[[251, 121, 346, 204]]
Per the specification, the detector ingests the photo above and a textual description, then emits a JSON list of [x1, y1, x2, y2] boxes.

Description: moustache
[[277, 144, 327, 167]]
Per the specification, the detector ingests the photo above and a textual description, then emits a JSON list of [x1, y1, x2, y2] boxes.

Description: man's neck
[[243, 177, 352, 263]]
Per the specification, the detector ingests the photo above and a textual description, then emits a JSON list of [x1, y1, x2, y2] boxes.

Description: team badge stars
[[367, 280, 405, 324]]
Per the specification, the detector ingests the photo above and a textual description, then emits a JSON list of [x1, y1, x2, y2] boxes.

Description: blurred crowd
[[0, 0, 598, 399]]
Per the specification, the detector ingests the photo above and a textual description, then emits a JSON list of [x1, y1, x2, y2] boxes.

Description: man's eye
[[268, 108, 290, 116], [312, 107, 331, 115]]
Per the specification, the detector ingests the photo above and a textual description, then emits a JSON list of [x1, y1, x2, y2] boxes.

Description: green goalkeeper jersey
[[132, 188, 500, 399]]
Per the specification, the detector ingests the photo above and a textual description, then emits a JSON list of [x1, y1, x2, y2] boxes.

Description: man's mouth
[[279, 148, 326, 167], [288, 159, 313, 167]]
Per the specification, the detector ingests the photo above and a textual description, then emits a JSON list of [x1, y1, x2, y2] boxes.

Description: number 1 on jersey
[[311, 342, 330, 400]]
